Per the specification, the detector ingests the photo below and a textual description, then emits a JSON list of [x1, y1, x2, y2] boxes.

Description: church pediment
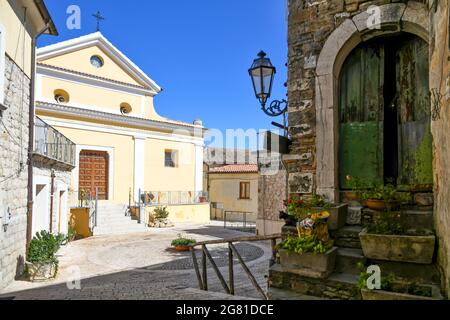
[[37, 32, 161, 94]]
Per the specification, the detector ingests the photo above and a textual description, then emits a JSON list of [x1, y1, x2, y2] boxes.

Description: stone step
[[331, 226, 363, 249], [94, 226, 147, 235], [335, 248, 366, 275], [366, 259, 441, 285], [269, 264, 361, 300], [267, 287, 330, 300]]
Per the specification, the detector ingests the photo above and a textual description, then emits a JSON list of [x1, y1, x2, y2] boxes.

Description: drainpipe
[[49, 169, 55, 232], [26, 23, 51, 251]]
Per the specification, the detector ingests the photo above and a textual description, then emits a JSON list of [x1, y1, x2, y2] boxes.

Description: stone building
[[0, 0, 59, 290], [280, 0, 449, 298]]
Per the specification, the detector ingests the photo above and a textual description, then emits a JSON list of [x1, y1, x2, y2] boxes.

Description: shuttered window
[[239, 182, 251, 200]]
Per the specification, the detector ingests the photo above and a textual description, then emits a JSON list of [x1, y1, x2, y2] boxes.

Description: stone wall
[[287, 0, 430, 200], [430, 0, 450, 298], [257, 169, 287, 235], [0, 55, 30, 290]]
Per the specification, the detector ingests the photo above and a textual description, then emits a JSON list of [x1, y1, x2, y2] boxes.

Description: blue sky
[[39, 0, 288, 149]]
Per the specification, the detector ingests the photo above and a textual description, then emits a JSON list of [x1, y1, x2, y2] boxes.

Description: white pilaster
[[134, 136, 146, 201], [194, 144, 204, 192]]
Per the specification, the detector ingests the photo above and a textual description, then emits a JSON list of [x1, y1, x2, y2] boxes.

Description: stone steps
[[335, 248, 366, 275], [331, 226, 363, 249], [93, 201, 147, 236], [267, 287, 330, 300], [268, 264, 361, 300]]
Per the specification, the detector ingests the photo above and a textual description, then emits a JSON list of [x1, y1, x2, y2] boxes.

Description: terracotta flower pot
[[174, 245, 191, 252], [365, 199, 400, 211]]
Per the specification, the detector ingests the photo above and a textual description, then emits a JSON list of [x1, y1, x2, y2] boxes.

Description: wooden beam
[[203, 245, 231, 294], [190, 247, 203, 290], [230, 243, 268, 300]]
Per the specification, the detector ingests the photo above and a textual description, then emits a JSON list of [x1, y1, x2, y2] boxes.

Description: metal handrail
[[34, 116, 76, 166], [139, 190, 209, 206], [189, 234, 282, 300]]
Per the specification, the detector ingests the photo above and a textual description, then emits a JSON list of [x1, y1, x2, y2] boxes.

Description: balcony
[[139, 191, 209, 206], [34, 117, 76, 167]]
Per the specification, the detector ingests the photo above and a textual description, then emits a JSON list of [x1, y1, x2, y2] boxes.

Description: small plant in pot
[[359, 210, 436, 264], [278, 211, 337, 279], [171, 234, 197, 252], [362, 181, 402, 211], [358, 264, 441, 300], [280, 195, 346, 230], [26, 231, 66, 282]]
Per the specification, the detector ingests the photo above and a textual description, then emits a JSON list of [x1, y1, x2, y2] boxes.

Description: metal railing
[[139, 190, 209, 206], [189, 234, 282, 300], [77, 189, 98, 231], [224, 211, 256, 233], [34, 117, 76, 166]]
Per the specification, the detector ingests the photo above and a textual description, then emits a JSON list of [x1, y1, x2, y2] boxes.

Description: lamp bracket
[[261, 99, 288, 117]]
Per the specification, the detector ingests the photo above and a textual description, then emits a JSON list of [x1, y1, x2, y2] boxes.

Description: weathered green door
[[339, 34, 432, 190], [396, 37, 433, 189], [339, 44, 384, 189]]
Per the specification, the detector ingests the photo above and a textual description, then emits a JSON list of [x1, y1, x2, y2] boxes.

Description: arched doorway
[[338, 33, 432, 190]]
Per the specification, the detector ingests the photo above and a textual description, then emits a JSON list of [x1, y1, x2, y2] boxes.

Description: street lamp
[[249, 51, 288, 135]]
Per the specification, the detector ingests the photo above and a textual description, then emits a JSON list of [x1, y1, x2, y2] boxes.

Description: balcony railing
[[139, 191, 209, 206], [34, 117, 76, 166]]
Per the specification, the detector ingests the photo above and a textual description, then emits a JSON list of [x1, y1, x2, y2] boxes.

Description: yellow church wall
[[39, 76, 152, 117], [0, 1, 33, 76], [49, 125, 135, 204], [144, 204, 210, 224], [39, 45, 142, 86], [144, 139, 197, 192]]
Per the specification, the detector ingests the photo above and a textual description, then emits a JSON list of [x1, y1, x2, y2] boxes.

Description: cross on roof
[[92, 11, 105, 32]]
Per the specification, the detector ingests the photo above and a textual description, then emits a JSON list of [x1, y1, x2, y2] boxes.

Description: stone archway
[[314, 2, 430, 202]]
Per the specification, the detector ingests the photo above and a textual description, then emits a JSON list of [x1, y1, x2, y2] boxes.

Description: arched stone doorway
[[314, 2, 431, 202], [339, 33, 432, 191]]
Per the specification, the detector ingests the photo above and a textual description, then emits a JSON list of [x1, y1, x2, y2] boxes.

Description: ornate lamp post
[[249, 51, 288, 136]]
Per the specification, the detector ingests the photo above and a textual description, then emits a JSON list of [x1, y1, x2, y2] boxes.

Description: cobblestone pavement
[[0, 223, 272, 300]]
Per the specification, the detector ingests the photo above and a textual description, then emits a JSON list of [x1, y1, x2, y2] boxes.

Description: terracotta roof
[[209, 164, 258, 174]]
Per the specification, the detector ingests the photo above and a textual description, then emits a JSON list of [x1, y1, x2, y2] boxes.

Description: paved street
[[0, 222, 272, 300]]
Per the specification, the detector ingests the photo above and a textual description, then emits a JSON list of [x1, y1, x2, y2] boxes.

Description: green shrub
[[154, 206, 170, 220], [27, 231, 65, 265], [281, 234, 334, 255], [171, 234, 196, 247]]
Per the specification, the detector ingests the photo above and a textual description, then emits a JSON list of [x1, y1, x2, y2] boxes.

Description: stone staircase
[[268, 205, 442, 300], [93, 201, 148, 236]]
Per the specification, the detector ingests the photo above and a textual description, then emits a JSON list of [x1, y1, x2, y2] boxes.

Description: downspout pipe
[[26, 23, 51, 251]]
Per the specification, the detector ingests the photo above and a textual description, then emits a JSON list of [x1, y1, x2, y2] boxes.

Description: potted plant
[[26, 231, 65, 282], [345, 175, 365, 201], [280, 195, 347, 231], [359, 210, 436, 264], [171, 234, 197, 252], [149, 206, 174, 228], [362, 182, 401, 211], [358, 268, 442, 300], [278, 211, 337, 279]]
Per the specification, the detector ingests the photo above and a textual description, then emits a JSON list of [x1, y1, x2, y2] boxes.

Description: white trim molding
[[194, 144, 204, 192], [37, 32, 162, 93], [43, 118, 205, 146], [74, 145, 115, 201], [134, 136, 146, 202], [37, 64, 157, 97], [32, 175, 52, 235]]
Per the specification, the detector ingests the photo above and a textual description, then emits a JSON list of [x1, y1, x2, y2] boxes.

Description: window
[[90, 55, 104, 68], [239, 182, 251, 200], [54, 89, 70, 104], [165, 150, 178, 168], [120, 102, 132, 115]]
